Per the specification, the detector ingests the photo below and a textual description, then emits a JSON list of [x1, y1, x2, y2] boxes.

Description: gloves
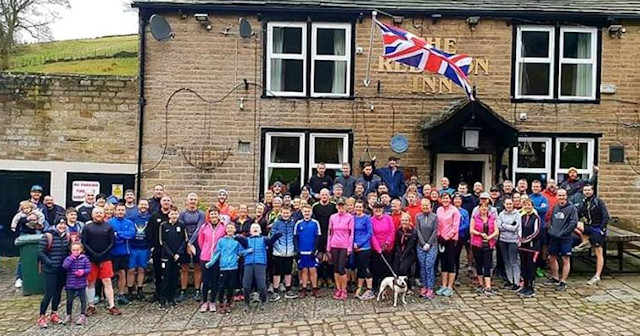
[[74, 270, 84, 277], [422, 243, 430, 251]]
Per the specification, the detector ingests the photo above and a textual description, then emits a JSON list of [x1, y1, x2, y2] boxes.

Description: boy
[[294, 204, 322, 298], [269, 206, 297, 301], [65, 207, 84, 243], [159, 206, 187, 308], [109, 203, 136, 305]]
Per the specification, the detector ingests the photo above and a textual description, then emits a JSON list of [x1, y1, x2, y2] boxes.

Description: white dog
[[377, 276, 408, 307]]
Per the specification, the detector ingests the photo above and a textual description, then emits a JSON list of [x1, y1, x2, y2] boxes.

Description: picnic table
[[606, 225, 640, 272]]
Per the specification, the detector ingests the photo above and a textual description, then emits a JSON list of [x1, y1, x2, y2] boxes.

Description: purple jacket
[[62, 254, 91, 289]]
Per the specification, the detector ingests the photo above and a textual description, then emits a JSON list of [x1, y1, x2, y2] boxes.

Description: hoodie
[[548, 202, 578, 241], [197, 221, 226, 262], [270, 216, 296, 257], [497, 209, 522, 243], [109, 216, 136, 256]]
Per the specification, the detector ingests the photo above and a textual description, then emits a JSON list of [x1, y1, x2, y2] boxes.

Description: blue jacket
[[439, 187, 456, 196], [375, 166, 406, 198], [208, 236, 250, 271], [109, 216, 135, 256], [458, 208, 470, 240], [237, 235, 279, 266], [529, 193, 549, 223], [353, 214, 373, 250], [270, 216, 296, 257], [129, 210, 151, 250]]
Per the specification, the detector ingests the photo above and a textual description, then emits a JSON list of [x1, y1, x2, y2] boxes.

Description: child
[[65, 208, 84, 243], [236, 224, 281, 310], [159, 206, 187, 309], [62, 242, 91, 325], [269, 206, 297, 301], [294, 204, 322, 299], [12, 200, 46, 289], [205, 223, 250, 314], [393, 213, 417, 290]]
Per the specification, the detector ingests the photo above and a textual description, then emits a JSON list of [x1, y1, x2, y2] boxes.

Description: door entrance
[[444, 161, 484, 190]]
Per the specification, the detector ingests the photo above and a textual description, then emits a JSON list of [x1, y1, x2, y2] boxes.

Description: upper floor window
[[514, 25, 598, 101], [266, 21, 352, 98]]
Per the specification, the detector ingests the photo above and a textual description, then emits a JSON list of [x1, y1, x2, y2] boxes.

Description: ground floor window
[[263, 130, 351, 193], [512, 134, 597, 185]]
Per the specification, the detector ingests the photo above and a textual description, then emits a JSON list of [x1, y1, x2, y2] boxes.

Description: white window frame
[[266, 22, 307, 97], [308, 133, 350, 178], [555, 137, 595, 180], [512, 137, 553, 181], [263, 132, 306, 192], [310, 23, 352, 98], [558, 27, 598, 100], [515, 26, 555, 100]]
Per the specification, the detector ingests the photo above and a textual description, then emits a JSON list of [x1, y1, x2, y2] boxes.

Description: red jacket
[[541, 189, 558, 224]]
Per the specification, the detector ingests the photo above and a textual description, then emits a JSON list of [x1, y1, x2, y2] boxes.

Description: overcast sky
[[50, 0, 138, 41]]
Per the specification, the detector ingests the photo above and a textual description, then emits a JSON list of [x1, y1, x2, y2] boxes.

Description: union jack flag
[[375, 20, 474, 100]]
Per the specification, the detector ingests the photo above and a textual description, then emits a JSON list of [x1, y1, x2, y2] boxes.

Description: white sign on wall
[[72, 181, 100, 202]]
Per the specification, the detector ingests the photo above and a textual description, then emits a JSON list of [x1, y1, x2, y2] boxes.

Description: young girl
[[393, 213, 417, 290], [197, 207, 227, 312], [470, 203, 499, 295], [497, 198, 522, 291], [206, 223, 249, 314], [326, 199, 355, 300], [37, 218, 70, 328], [436, 193, 460, 297], [159, 206, 187, 309], [353, 201, 374, 300], [415, 199, 438, 299], [62, 242, 91, 325], [519, 199, 541, 298]]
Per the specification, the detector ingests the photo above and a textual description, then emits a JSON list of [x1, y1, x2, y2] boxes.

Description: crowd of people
[[10, 157, 609, 329]]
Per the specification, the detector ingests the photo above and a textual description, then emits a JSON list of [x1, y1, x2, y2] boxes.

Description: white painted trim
[[308, 133, 349, 178], [436, 154, 492, 189], [264, 132, 305, 193], [554, 137, 595, 180], [512, 137, 552, 181], [0, 160, 137, 207]]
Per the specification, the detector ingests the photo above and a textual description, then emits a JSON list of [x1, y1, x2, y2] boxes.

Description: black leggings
[[200, 261, 220, 303], [393, 256, 415, 289], [355, 249, 372, 279], [218, 270, 237, 304], [439, 240, 457, 273], [40, 270, 66, 315], [371, 251, 392, 291], [66, 288, 87, 315], [473, 246, 493, 278], [520, 244, 537, 289]]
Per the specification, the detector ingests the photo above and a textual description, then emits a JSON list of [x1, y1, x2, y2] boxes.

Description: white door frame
[[436, 154, 492, 189]]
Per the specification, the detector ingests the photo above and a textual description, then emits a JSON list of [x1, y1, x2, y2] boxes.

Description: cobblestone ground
[[2, 257, 640, 336]]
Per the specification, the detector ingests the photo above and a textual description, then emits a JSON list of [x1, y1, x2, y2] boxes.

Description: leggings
[[243, 264, 267, 305], [520, 244, 538, 289], [200, 260, 220, 303], [417, 246, 438, 290], [473, 246, 493, 278], [393, 256, 415, 277], [453, 240, 466, 276], [355, 249, 372, 279], [371, 251, 392, 291], [66, 288, 87, 315], [500, 241, 520, 285], [218, 270, 237, 304], [161, 259, 179, 302], [439, 240, 457, 273], [40, 270, 66, 315]]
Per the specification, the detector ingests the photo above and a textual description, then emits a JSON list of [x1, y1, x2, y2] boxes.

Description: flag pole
[[363, 11, 377, 87]]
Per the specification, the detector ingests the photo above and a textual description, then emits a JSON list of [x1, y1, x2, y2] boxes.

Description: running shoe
[[587, 276, 601, 286]]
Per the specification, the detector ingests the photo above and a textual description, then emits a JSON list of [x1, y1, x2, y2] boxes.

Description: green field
[[7, 35, 139, 76]]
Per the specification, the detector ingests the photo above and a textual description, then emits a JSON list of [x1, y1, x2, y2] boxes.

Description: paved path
[[2, 257, 640, 336]]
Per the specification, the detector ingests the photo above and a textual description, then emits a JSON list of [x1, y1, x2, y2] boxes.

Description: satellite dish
[[150, 14, 174, 42], [239, 17, 253, 38]]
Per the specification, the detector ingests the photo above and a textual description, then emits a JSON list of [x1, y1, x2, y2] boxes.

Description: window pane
[[314, 60, 347, 94], [268, 168, 301, 188], [559, 141, 588, 169], [517, 141, 548, 169], [521, 31, 549, 57], [270, 59, 304, 92], [561, 64, 593, 97], [563, 32, 592, 59], [269, 136, 300, 163], [519, 63, 550, 96], [316, 28, 346, 56], [272, 26, 302, 54], [515, 173, 548, 187], [314, 137, 344, 164]]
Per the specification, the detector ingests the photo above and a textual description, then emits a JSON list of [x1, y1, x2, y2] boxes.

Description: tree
[[0, 0, 69, 70]]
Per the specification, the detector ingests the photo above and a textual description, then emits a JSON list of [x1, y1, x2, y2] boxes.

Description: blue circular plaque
[[390, 134, 409, 153]]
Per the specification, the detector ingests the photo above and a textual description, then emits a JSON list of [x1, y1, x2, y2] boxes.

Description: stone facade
[[136, 13, 640, 228]]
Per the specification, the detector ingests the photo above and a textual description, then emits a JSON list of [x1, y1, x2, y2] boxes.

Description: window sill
[[261, 93, 355, 100], [510, 97, 600, 104]]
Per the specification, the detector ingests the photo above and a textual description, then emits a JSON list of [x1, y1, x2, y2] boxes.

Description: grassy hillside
[[7, 35, 138, 76]]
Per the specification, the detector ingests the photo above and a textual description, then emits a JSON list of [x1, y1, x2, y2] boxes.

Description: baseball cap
[[480, 192, 491, 199], [489, 186, 500, 192], [55, 217, 67, 225], [31, 185, 43, 192]]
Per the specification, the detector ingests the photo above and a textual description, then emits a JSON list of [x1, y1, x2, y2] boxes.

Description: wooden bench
[[606, 226, 640, 272]]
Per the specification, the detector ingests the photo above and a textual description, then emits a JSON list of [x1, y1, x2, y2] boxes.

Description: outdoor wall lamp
[[608, 25, 625, 38], [462, 115, 481, 151], [194, 13, 212, 30], [466, 16, 480, 31]]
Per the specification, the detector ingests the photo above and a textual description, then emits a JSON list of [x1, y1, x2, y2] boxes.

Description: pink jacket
[[370, 214, 395, 253], [437, 205, 460, 241], [327, 212, 355, 253], [197, 222, 227, 262], [470, 213, 497, 249]]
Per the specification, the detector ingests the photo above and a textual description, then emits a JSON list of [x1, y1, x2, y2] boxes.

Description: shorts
[[589, 227, 606, 247], [330, 248, 348, 275], [129, 249, 150, 269], [549, 239, 572, 256], [88, 260, 114, 283], [273, 256, 294, 276], [297, 254, 319, 269], [112, 255, 130, 272], [179, 243, 201, 264]]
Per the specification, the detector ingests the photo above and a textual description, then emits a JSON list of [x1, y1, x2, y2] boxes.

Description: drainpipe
[[135, 9, 148, 201]]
